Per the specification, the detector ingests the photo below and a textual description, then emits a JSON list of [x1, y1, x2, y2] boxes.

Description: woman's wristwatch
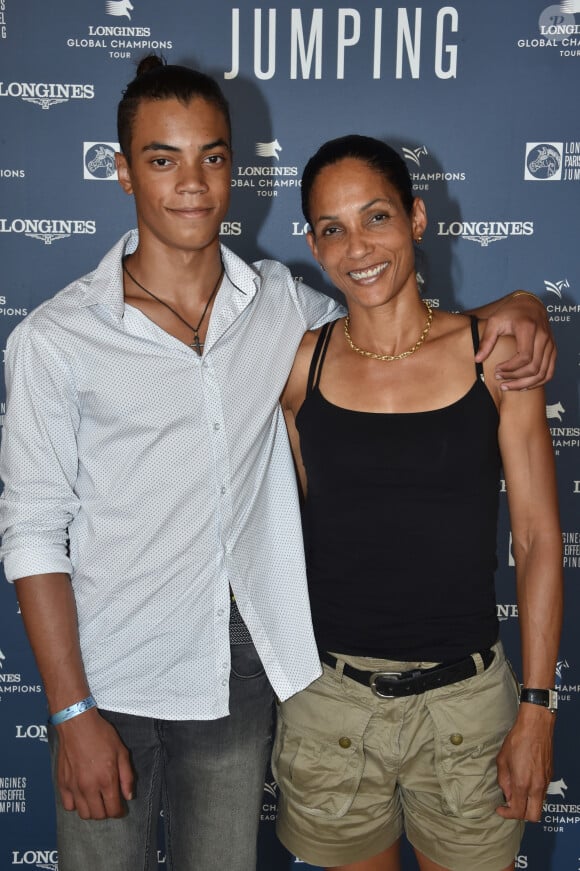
[[520, 687, 558, 714]]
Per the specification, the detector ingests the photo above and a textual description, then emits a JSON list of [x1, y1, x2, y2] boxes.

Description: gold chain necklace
[[344, 300, 433, 362], [122, 259, 224, 356]]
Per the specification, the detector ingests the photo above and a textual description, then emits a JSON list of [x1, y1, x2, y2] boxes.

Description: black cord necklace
[[122, 258, 224, 356]]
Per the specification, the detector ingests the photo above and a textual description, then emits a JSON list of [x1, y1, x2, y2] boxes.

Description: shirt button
[[222, 662, 229, 670], [220, 485, 226, 495], [450, 733, 464, 746], [213, 422, 220, 431], [221, 678, 228, 686], [338, 737, 351, 749], [217, 608, 225, 617]]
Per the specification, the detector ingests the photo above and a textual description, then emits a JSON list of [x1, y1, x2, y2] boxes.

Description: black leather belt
[[320, 648, 495, 698]]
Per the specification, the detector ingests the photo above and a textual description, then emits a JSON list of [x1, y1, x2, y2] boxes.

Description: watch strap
[[519, 687, 558, 712]]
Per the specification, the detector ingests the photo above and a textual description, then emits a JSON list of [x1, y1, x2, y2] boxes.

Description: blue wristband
[[48, 695, 97, 725]]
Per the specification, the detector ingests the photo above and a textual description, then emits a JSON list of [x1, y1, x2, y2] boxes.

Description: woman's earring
[[414, 236, 423, 243], [319, 263, 326, 272]]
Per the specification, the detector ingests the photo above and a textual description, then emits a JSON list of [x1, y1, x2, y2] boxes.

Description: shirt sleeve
[[0, 318, 81, 581], [293, 280, 345, 330]]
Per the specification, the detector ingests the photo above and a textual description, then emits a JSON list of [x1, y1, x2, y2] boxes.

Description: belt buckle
[[370, 671, 403, 698]]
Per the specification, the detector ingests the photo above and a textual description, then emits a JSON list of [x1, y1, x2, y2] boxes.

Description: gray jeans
[[49, 641, 274, 871]]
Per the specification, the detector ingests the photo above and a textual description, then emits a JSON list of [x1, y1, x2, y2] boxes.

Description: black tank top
[[296, 317, 501, 661]]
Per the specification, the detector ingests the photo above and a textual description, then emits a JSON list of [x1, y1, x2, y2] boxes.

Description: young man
[[0, 58, 555, 871]]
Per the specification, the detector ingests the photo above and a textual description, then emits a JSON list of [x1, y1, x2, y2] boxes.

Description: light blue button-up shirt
[[0, 231, 341, 719]]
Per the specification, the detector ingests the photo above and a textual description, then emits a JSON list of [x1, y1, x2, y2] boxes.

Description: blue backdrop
[[0, 2, 578, 869]]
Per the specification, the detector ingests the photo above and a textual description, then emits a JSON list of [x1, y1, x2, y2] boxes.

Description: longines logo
[[11, 849, 57, 868], [224, 6, 460, 80], [543, 776, 580, 832], [0, 82, 94, 109], [437, 220, 533, 246], [401, 144, 467, 191], [15, 725, 48, 743], [525, 140, 580, 181], [0, 219, 96, 244], [83, 142, 118, 181], [233, 137, 299, 199]]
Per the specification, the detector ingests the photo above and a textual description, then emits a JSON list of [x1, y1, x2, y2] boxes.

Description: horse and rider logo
[[83, 143, 119, 180], [525, 143, 563, 181]]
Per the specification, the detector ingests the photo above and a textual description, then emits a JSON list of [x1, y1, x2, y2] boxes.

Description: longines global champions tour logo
[[233, 137, 299, 200]]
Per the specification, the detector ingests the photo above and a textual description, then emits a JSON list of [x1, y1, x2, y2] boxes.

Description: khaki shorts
[[273, 642, 524, 871]]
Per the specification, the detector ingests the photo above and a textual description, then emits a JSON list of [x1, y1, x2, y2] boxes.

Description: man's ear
[[115, 152, 133, 195]]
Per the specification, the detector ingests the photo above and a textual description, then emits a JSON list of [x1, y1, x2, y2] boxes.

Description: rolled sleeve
[[0, 318, 80, 581]]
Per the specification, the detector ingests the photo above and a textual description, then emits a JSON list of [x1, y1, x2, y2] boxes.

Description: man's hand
[[55, 709, 134, 820], [475, 293, 556, 390], [495, 704, 554, 821]]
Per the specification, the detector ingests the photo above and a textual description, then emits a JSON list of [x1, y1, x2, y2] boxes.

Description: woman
[[273, 136, 562, 871]]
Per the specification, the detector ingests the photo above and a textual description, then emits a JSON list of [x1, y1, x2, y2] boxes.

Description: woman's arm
[[490, 373, 563, 822]]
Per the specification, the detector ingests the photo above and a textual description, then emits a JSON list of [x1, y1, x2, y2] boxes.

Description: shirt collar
[[78, 230, 259, 319]]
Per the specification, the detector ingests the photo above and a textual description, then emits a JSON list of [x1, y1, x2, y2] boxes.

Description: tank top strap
[[306, 319, 338, 395], [470, 316, 485, 382]]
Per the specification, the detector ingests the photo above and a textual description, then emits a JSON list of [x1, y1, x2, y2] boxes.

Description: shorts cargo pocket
[[425, 658, 520, 819], [272, 678, 373, 819]]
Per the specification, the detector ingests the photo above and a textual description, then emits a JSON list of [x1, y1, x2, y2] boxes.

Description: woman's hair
[[301, 134, 414, 228], [117, 54, 231, 162]]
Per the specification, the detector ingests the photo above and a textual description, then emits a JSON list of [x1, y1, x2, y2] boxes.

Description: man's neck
[[125, 237, 223, 306]]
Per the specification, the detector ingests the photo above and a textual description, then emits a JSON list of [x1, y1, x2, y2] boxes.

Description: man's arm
[[1, 323, 133, 819], [490, 368, 563, 821], [16, 572, 134, 819], [466, 291, 555, 390]]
